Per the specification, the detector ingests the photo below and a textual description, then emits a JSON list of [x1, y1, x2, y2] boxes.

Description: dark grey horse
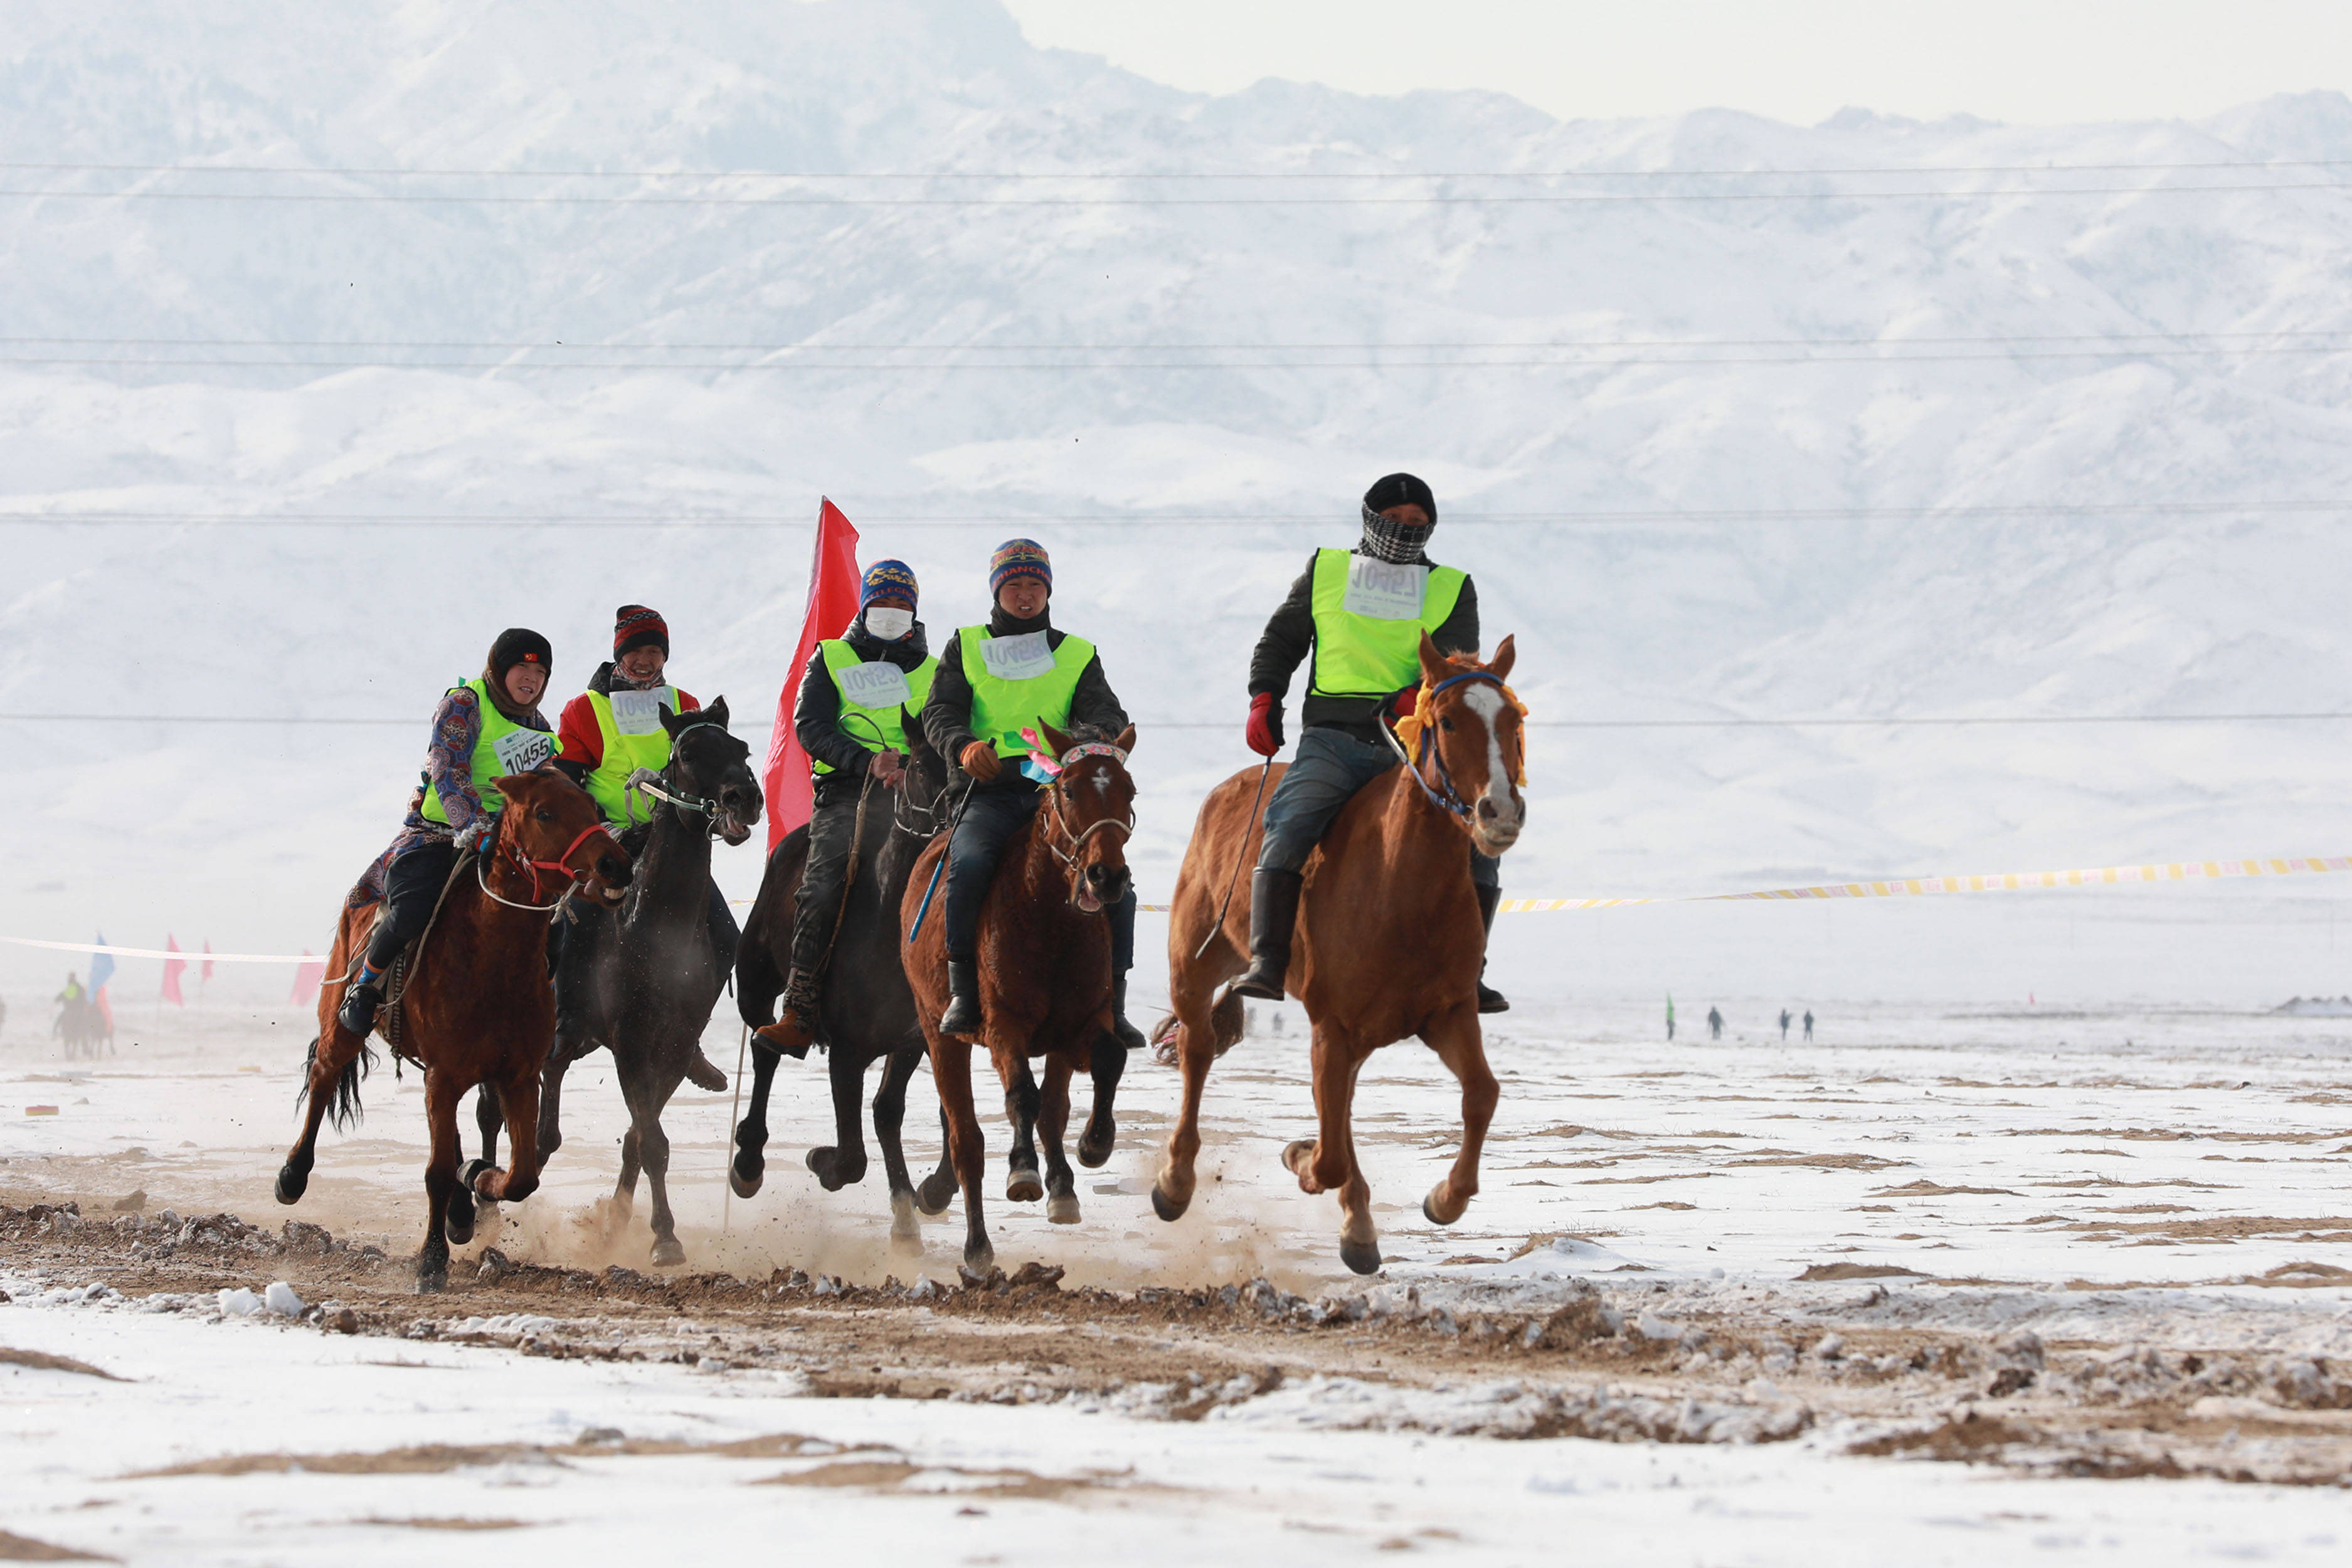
[[485, 701, 761, 1266], [733, 707, 955, 1253]]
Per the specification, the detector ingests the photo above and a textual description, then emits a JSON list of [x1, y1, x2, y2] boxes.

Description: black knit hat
[[487, 627, 553, 680], [1363, 472, 1437, 522]]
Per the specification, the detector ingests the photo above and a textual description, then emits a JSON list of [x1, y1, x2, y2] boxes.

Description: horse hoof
[[963, 1239, 995, 1272], [1150, 1183, 1189, 1223], [273, 1165, 309, 1205], [1422, 1188, 1466, 1227], [916, 1173, 956, 1216], [1047, 1194, 1082, 1225], [649, 1237, 686, 1268], [416, 1269, 447, 1295], [1078, 1127, 1115, 1168], [1281, 1139, 1316, 1177], [1006, 1167, 1044, 1204], [805, 1148, 854, 1192], [1339, 1237, 1384, 1276], [729, 1161, 764, 1200]]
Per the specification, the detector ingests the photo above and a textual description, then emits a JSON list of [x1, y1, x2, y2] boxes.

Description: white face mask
[[864, 606, 914, 642]]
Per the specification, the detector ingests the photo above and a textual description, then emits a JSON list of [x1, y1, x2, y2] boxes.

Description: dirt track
[[8, 1190, 2351, 1488]]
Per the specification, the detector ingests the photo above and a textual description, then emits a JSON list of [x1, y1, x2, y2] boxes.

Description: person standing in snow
[[1804, 1009, 1814, 1041], [1231, 473, 1506, 1010], [340, 629, 558, 1038], [921, 539, 1142, 1047], [1666, 996, 1675, 1042], [1707, 1005, 1723, 1041], [1779, 1007, 1791, 1042], [755, 561, 937, 1054], [549, 605, 735, 1091]]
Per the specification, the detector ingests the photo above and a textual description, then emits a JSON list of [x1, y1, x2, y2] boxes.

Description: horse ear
[[1114, 723, 1137, 755], [1488, 635, 1516, 682], [660, 706, 692, 737], [901, 707, 933, 763], [1037, 720, 1074, 758], [493, 772, 541, 801], [703, 696, 731, 730], [1416, 630, 1448, 686]]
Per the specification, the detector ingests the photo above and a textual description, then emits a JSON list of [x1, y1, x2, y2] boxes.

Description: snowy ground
[[4, 997, 2350, 1560]]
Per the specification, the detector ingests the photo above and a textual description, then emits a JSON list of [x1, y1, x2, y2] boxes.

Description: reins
[[1379, 669, 1510, 820]]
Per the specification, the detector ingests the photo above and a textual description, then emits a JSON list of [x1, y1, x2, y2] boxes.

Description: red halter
[[507, 823, 621, 903]]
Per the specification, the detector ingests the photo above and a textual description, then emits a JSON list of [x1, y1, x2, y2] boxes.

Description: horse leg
[[537, 1046, 573, 1164], [916, 1102, 958, 1216], [872, 1046, 925, 1253], [1418, 1005, 1498, 1226], [930, 1036, 993, 1270], [417, 1070, 465, 1292], [729, 1041, 780, 1199], [1151, 979, 1223, 1221], [638, 1077, 684, 1268], [1078, 1030, 1126, 1168], [475, 1084, 503, 1172], [1040, 1055, 1081, 1225], [444, 1081, 495, 1247], [276, 1029, 366, 1205], [805, 1041, 870, 1191], [1000, 1052, 1044, 1204], [1281, 1028, 1381, 1274]]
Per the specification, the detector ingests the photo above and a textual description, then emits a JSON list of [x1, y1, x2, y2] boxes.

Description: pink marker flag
[[201, 940, 214, 984], [161, 935, 187, 1007], [763, 497, 865, 849], [290, 950, 326, 1004]]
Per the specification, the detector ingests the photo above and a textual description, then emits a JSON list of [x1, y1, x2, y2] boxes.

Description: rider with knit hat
[[549, 605, 735, 1091], [919, 539, 1142, 1044], [1231, 473, 1508, 1012], [339, 628, 559, 1037], [754, 559, 938, 1054]]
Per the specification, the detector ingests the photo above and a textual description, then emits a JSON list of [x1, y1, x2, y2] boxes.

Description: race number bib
[[837, 660, 911, 710], [492, 727, 554, 775], [978, 631, 1057, 682], [1342, 557, 1429, 621], [608, 687, 672, 736]]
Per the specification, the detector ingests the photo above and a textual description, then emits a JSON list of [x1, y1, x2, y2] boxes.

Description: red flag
[[290, 950, 326, 1004], [161, 935, 186, 1007], [201, 940, 214, 984], [764, 497, 864, 848]]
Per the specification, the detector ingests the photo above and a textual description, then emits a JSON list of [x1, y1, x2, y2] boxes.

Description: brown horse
[[275, 770, 633, 1291], [1152, 633, 1523, 1274], [902, 721, 1140, 1268]]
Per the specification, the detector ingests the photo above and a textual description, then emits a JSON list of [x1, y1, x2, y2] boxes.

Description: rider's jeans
[[1256, 726, 1500, 889], [943, 780, 1136, 970]]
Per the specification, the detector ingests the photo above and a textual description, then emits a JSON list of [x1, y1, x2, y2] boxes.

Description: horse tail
[[294, 1034, 374, 1132], [1148, 987, 1248, 1066]]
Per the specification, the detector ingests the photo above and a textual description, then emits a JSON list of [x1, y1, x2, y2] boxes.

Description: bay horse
[[1152, 633, 1523, 1274], [276, 770, 632, 1291], [527, 699, 762, 1267], [902, 722, 1139, 1269], [733, 706, 955, 1251]]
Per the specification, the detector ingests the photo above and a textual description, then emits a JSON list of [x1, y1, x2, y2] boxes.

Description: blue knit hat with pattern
[[859, 558, 919, 609], [988, 538, 1051, 595]]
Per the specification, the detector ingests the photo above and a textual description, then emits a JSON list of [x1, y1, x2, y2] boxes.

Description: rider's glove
[[1245, 693, 1283, 757], [958, 741, 1003, 782], [455, 817, 496, 854]]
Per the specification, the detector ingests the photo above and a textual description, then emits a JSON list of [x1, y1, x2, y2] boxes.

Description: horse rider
[[551, 603, 734, 1091], [1231, 472, 1508, 1012], [753, 559, 937, 1055], [919, 538, 1143, 1045], [339, 628, 558, 1037]]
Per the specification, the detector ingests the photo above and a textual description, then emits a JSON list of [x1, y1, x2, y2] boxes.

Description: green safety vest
[[420, 677, 558, 824], [813, 640, 938, 775], [582, 684, 681, 828], [1306, 547, 1469, 700], [958, 626, 1095, 758]]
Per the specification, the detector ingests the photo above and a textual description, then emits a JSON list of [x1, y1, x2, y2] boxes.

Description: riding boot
[[752, 967, 818, 1060], [1231, 867, 1303, 1001], [337, 962, 384, 1037], [940, 956, 983, 1037], [1474, 882, 1509, 1014], [1108, 973, 1146, 1054]]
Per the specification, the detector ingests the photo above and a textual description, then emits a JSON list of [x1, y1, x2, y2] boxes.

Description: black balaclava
[[1358, 472, 1438, 564]]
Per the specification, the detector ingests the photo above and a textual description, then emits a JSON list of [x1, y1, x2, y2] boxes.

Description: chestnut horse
[[1152, 633, 1523, 1274], [902, 722, 1139, 1268], [276, 770, 632, 1291]]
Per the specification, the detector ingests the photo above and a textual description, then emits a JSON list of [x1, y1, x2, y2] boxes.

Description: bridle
[[625, 718, 737, 840], [1036, 742, 1136, 884], [1380, 669, 1514, 822], [484, 819, 623, 910]]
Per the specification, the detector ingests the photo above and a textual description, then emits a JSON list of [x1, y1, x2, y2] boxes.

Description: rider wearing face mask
[[755, 560, 938, 1054]]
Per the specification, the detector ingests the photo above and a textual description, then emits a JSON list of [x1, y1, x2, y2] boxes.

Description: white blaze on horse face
[[1458, 683, 1523, 849]]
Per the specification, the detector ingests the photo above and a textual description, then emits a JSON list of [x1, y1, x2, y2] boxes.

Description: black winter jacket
[[922, 606, 1129, 793], [1248, 549, 1480, 743]]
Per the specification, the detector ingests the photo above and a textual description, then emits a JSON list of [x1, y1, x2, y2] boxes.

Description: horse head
[[493, 770, 633, 904], [896, 702, 953, 824], [660, 698, 763, 846], [1036, 719, 1138, 915], [1412, 632, 1525, 858]]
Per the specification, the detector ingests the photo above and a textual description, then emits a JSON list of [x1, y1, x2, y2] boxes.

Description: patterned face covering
[[1358, 502, 1435, 564]]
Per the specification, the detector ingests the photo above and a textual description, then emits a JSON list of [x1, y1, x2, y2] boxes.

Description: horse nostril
[[1478, 798, 1498, 822]]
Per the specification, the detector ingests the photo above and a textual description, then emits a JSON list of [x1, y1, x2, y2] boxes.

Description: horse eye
[[536, 808, 553, 822], [1439, 717, 1455, 732]]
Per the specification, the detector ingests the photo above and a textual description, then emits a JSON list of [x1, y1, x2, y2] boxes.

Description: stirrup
[[337, 980, 383, 1037]]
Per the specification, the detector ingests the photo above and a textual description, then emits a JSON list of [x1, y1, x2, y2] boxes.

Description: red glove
[[1389, 686, 1420, 719], [959, 741, 1003, 781], [1246, 693, 1283, 756]]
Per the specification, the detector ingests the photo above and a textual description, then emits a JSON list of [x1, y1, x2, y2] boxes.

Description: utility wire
[[12, 157, 2352, 179], [11, 330, 2352, 349], [8, 712, 2351, 731]]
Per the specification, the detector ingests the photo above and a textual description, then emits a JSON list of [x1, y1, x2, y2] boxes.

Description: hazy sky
[[1001, 1, 2352, 126]]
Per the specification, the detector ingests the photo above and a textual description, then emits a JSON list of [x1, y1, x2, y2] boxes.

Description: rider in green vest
[[919, 539, 1141, 1044], [755, 560, 939, 1054], [549, 605, 734, 1091], [339, 628, 557, 1037], [1231, 473, 1507, 1012]]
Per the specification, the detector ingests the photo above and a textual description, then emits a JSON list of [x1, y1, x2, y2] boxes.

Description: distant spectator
[[1779, 1008, 1791, 1042], [1666, 997, 1675, 1042], [1803, 1009, 1814, 1041], [1707, 1005, 1723, 1041]]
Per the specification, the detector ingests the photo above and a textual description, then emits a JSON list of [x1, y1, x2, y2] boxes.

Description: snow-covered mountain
[[8, 0, 2352, 1005]]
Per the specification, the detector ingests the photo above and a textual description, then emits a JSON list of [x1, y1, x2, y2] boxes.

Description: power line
[[8, 712, 2351, 731], [11, 329, 2352, 349]]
